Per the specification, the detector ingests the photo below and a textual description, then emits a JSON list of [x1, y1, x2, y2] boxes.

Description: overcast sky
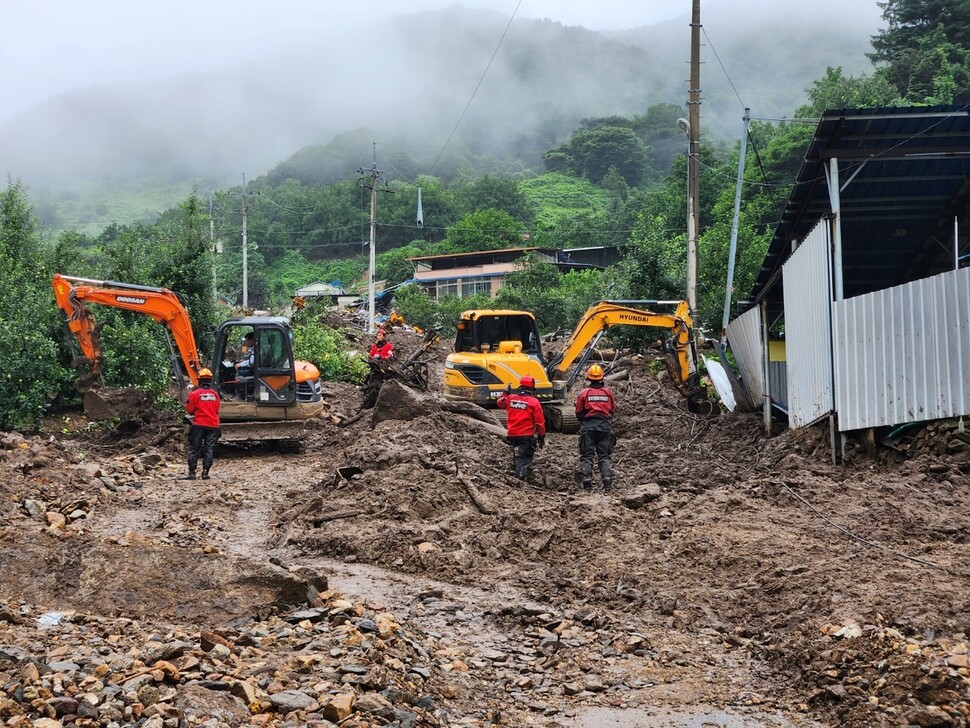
[[0, 1, 686, 122], [0, 0, 884, 123]]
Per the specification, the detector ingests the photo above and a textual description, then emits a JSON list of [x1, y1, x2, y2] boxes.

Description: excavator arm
[[548, 300, 694, 377], [52, 273, 204, 390]]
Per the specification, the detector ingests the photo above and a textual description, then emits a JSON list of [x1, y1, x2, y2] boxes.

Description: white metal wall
[[783, 220, 834, 428], [726, 306, 764, 410], [833, 267, 970, 431]]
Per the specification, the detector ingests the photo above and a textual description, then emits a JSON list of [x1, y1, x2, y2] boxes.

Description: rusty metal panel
[[783, 220, 834, 428], [726, 306, 764, 410], [834, 267, 970, 431]]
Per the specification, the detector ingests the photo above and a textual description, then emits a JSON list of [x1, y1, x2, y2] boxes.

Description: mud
[[1, 328, 968, 727]]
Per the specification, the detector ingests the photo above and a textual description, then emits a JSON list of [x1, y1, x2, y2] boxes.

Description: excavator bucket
[[81, 387, 152, 421]]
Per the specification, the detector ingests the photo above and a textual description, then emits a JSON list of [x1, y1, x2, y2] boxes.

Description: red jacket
[[369, 341, 395, 359], [186, 385, 221, 428], [497, 390, 546, 438], [575, 384, 615, 422]]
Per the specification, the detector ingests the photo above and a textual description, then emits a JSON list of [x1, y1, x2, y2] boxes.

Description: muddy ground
[[1, 328, 969, 727]]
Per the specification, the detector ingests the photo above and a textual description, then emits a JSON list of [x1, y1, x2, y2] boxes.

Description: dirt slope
[[1, 334, 968, 727]]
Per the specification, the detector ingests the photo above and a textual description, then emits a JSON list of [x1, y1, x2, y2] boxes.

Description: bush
[[292, 317, 369, 384]]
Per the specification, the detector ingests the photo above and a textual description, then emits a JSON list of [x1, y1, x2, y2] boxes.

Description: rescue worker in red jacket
[[575, 364, 616, 492], [368, 328, 395, 360], [184, 368, 221, 480], [497, 375, 546, 480]]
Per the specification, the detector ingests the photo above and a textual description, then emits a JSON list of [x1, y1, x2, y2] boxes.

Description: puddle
[[561, 706, 818, 727]]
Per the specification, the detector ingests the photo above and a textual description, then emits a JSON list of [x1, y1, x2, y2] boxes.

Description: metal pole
[[368, 166, 378, 334], [955, 216, 960, 270], [242, 173, 248, 309], [761, 300, 771, 436], [686, 0, 701, 316], [722, 108, 750, 345]]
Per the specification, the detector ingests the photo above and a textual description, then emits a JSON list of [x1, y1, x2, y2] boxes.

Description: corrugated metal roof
[[751, 104, 970, 316]]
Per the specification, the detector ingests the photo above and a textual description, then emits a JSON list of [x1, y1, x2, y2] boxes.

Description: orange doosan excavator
[[52, 273, 324, 441]]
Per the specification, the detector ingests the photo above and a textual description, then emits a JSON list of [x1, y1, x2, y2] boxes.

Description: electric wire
[[775, 480, 970, 579], [430, 0, 521, 172], [701, 26, 747, 113]]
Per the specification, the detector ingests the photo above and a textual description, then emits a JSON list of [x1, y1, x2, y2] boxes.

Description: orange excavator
[[52, 273, 325, 441]]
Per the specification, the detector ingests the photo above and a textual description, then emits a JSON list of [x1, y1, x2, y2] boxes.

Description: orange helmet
[[586, 364, 604, 381], [198, 368, 213, 380], [519, 376, 535, 389]]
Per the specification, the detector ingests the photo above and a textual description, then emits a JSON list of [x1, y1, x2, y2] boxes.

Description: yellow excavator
[[443, 300, 712, 431], [52, 273, 325, 442]]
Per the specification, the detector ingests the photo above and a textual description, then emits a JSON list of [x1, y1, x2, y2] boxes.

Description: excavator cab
[[445, 310, 554, 405], [211, 318, 306, 410]]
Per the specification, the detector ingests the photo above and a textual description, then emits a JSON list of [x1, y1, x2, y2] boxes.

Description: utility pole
[[241, 173, 248, 310], [722, 108, 751, 346], [358, 161, 382, 334], [686, 0, 701, 316]]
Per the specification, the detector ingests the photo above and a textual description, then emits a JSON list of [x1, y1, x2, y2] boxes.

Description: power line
[[430, 0, 522, 172]]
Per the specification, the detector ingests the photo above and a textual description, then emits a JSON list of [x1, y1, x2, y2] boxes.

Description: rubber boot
[[201, 469, 210, 480], [181, 471, 196, 481]]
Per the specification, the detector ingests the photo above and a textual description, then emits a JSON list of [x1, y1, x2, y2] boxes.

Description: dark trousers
[[187, 425, 220, 474], [579, 427, 615, 490], [507, 435, 537, 479]]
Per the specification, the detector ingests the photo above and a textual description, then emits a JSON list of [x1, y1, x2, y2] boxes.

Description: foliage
[[376, 243, 426, 287], [392, 284, 494, 337], [543, 123, 648, 186], [869, 1, 970, 103], [0, 180, 72, 430], [801, 67, 901, 113], [452, 176, 533, 222], [440, 209, 525, 253], [291, 314, 370, 384], [495, 255, 606, 332]]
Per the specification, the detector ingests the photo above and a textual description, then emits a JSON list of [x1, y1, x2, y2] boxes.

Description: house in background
[[408, 246, 612, 300], [294, 281, 355, 308]]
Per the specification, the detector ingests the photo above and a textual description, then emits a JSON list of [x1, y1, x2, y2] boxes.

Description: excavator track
[[546, 405, 580, 434]]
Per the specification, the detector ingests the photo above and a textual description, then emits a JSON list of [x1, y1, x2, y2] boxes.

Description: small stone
[[46, 512, 67, 530], [321, 692, 355, 722], [269, 690, 317, 713], [416, 542, 439, 553]]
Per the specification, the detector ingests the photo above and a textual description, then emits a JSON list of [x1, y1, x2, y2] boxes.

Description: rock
[[32, 719, 63, 728], [372, 379, 435, 425], [583, 673, 607, 692], [620, 483, 663, 509], [900, 704, 953, 727], [321, 692, 356, 722], [229, 679, 267, 706], [174, 685, 251, 724], [355, 692, 394, 718], [22, 499, 46, 518], [199, 629, 233, 651], [393, 708, 418, 728], [269, 690, 317, 713]]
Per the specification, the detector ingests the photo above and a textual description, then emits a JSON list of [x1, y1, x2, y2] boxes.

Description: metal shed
[[732, 104, 970, 440]]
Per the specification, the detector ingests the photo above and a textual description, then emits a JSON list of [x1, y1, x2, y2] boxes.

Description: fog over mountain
[[0, 0, 883, 201]]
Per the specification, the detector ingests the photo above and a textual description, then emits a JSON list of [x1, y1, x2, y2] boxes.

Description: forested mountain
[[1, 4, 878, 230]]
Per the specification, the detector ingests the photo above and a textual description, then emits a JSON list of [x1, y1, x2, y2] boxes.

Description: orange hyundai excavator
[[52, 273, 324, 441]]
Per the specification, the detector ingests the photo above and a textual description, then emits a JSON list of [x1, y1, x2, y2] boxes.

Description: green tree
[[869, 1, 970, 103], [443, 209, 524, 252], [0, 179, 71, 429], [544, 125, 648, 186]]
